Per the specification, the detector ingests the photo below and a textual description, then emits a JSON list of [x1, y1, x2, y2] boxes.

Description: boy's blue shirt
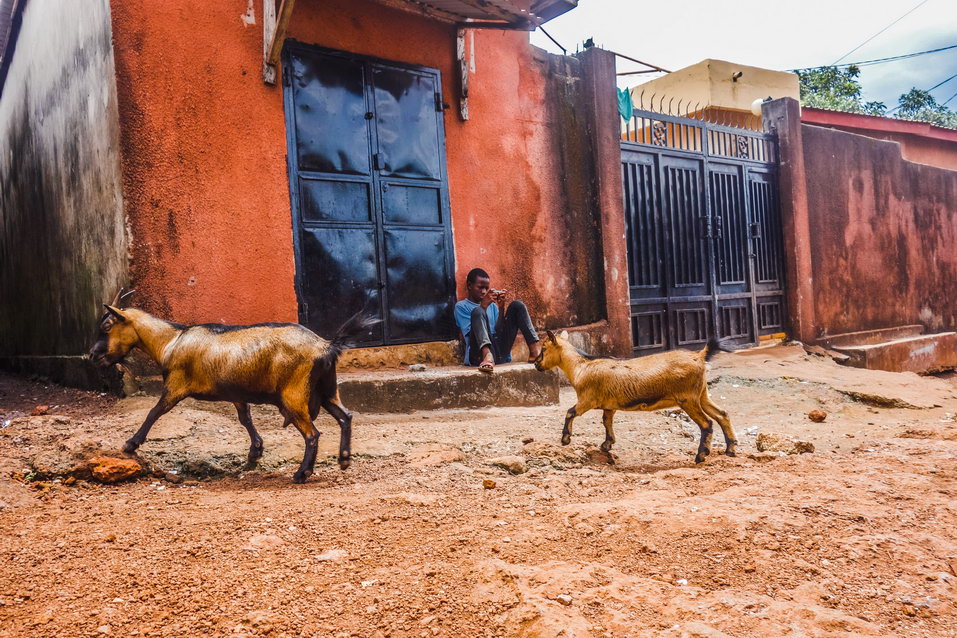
[[454, 299, 499, 365]]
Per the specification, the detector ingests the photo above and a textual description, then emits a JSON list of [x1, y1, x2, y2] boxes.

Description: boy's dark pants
[[467, 300, 539, 365]]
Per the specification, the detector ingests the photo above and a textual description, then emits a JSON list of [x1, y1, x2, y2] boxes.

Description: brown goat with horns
[[533, 331, 736, 463], [88, 289, 376, 483]]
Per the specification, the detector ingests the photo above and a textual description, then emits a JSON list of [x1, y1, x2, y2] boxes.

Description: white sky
[[529, 0, 957, 109]]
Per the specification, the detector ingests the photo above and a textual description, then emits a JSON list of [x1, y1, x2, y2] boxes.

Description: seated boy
[[453, 267, 542, 373]]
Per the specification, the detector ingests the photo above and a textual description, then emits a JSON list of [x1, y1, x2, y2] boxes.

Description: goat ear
[[546, 330, 556, 343], [559, 330, 569, 340], [104, 305, 126, 322]]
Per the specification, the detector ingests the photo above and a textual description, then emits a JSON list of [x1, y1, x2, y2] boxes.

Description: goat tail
[[326, 311, 381, 360], [702, 337, 737, 362]]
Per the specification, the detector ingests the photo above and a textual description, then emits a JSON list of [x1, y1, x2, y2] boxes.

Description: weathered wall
[[0, 0, 127, 382], [802, 108, 957, 172], [109, 0, 615, 345], [802, 124, 957, 336]]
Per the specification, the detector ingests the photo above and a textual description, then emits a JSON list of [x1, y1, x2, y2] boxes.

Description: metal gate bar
[[621, 107, 787, 354]]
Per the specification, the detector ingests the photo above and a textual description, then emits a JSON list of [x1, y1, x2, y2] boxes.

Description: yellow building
[[626, 58, 800, 130]]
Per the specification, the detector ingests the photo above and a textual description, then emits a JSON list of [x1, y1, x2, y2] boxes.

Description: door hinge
[[435, 92, 449, 112]]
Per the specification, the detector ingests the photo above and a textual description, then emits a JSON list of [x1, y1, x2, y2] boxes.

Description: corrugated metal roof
[[378, 0, 577, 27]]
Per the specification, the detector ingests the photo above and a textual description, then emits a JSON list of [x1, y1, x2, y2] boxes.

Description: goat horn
[[110, 288, 125, 307], [119, 289, 136, 306]]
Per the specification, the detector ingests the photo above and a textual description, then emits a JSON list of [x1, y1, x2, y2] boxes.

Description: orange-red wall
[[110, 0, 610, 333], [801, 108, 957, 172]]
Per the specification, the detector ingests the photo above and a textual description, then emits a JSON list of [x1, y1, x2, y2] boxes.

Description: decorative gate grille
[[621, 107, 786, 354]]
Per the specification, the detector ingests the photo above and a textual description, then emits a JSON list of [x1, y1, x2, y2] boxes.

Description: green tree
[[796, 65, 887, 116], [895, 88, 957, 128]]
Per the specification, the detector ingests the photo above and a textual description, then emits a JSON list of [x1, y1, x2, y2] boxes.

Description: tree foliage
[[797, 65, 956, 129], [895, 88, 957, 128], [796, 66, 887, 116]]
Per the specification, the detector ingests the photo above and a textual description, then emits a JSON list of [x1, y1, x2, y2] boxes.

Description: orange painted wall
[[801, 108, 957, 172], [110, 1, 296, 324], [110, 0, 607, 331]]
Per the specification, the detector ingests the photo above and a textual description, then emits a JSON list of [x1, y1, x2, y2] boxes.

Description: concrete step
[[130, 363, 561, 413], [830, 332, 957, 374], [818, 325, 924, 349]]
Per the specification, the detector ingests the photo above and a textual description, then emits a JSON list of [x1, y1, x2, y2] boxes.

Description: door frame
[[280, 40, 457, 344]]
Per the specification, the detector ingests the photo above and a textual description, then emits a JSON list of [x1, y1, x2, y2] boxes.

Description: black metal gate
[[281, 43, 456, 345], [621, 108, 786, 354]]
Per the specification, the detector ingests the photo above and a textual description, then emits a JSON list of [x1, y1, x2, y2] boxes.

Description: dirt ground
[[1, 344, 957, 637]]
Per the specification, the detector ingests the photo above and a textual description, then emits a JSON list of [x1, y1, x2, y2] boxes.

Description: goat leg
[[290, 416, 320, 484], [700, 393, 736, 457], [322, 397, 353, 470], [561, 406, 577, 446], [682, 402, 714, 463], [123, 391, 182, 454], [234, 402, 264, 469], [600, 409, 617, 457]]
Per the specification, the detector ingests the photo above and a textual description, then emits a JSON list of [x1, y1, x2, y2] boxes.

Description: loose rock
[[555, 594, 573, 606], [486, 455, 527, 475], [808, 409, 827, 423], [483, 479, 497, 489], [755, 433, 815, 455], [88, 457, 143, 483]]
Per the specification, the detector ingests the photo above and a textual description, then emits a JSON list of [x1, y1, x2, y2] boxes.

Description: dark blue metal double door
[[621, 110, 786, 354], [282, 43, 455, 345]]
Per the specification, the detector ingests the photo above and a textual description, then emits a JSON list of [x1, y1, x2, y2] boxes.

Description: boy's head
[[466, 268, 490, 303]]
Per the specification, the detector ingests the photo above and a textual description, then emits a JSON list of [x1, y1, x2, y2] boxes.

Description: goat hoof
[[600, 441, 613, 453], [338, 459, 351, 471], [291, 472, 310, 484], [560, 435, 571, 446], [725, 449, 737, 457], [694, 454, 706, 464], [122, 440, 139, 455]]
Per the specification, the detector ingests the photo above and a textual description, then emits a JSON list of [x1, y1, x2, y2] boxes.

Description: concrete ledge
[[337, 364, 561, 413], [819, 325, 924, 349], [833, 332, 957, 374], [129, 363, 561, 413]]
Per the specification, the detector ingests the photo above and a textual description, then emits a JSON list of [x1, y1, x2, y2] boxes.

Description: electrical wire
[[791, 43, 957, 71], [888, 71, 957, 113], [537, 26, 566, 56], [831, 0, 930, 65]]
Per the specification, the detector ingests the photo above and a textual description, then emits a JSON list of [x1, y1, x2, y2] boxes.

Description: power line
[[943, 89, 957, 107], [926, 71, 957, 93], [791, 43, 957, 72], [888, 71, 957, 113], [831, 0, 930, 65], [537, 26, 566, 56]]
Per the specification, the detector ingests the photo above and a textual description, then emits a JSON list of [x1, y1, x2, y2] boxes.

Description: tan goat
[[533, 331, 736, 463], [88, 289, 376, 483]]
